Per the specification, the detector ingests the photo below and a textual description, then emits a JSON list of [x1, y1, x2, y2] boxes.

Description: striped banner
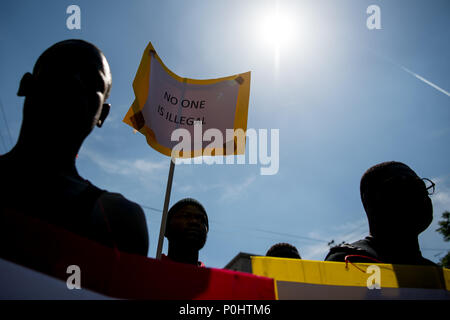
[[251, 256, 450, 300]]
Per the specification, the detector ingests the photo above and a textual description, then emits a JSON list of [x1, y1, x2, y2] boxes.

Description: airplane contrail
[[401, 66, 450, 97]]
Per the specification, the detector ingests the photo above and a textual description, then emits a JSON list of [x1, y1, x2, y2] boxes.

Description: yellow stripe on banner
[[123, 100, 137, 127], [234, 72, 251, 133], [123, 42, 153, 128], [232, 72, 251, 156], [133, 42, 153, 109], [444, 268, 450, 291], [273, 278, 279, 300], [142, 125, 172, 157], [151, 49, 238, 85], [251, 256, 450, 290]]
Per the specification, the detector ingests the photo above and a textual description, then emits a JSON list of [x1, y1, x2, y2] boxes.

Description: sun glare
[[258, 3, 298, 78], [260, 9, 296, 48]]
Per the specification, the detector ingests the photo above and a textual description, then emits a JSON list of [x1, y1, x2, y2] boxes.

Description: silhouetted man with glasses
[[325, 161, 436, 265], [0, 40, 149, 257]]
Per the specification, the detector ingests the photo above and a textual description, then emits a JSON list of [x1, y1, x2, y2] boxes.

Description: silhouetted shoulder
[[92, 192, 149, 257], [324, 239, 379, 263], [416, 256, 438, 266], [325, 246, 350, 262]]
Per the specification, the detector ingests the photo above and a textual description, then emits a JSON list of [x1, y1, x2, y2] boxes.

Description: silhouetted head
[[165, 198, 208, 251], [17, 39, 112, 150], [266, 243, 301, 259], [360, 161, 433, 239]]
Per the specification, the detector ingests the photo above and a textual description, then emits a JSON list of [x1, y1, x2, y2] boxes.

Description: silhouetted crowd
[[0, 40, 438, 276]]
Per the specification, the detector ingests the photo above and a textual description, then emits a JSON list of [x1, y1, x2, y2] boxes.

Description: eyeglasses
[[422, 178, 435, 195], [380, 176, 436, 196]]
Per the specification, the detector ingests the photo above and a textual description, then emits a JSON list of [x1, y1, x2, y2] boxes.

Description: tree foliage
[[436, 211, 450, 241], [436, 211, 450, 268]]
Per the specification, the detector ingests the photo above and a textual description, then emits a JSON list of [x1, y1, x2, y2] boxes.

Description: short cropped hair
[[33, 39, 104, 75], [32, 39, 111, 98], [166, 198, 209, 232], [266, 243, 301, 259], [360, 161, 415, 211]]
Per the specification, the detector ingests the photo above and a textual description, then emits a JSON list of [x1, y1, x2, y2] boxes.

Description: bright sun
[[258, 4, 299, 76], [260, 9, 296, 48]]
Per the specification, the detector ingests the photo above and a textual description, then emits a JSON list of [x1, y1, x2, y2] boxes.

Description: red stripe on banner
[[0, 209, 275, 300]]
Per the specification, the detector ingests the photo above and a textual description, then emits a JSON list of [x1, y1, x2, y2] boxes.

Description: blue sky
[[0, 0, 449, 268]]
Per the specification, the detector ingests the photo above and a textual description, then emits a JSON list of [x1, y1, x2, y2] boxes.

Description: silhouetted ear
[[96, 103, 110, 128], [17, 73, 34, 97], [164, 226, 169, 238]]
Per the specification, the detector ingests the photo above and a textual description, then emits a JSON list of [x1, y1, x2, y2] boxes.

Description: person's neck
[[369, 233, 421, 253], [7, 135, 81, 179], [167, 243, 199, 265]]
